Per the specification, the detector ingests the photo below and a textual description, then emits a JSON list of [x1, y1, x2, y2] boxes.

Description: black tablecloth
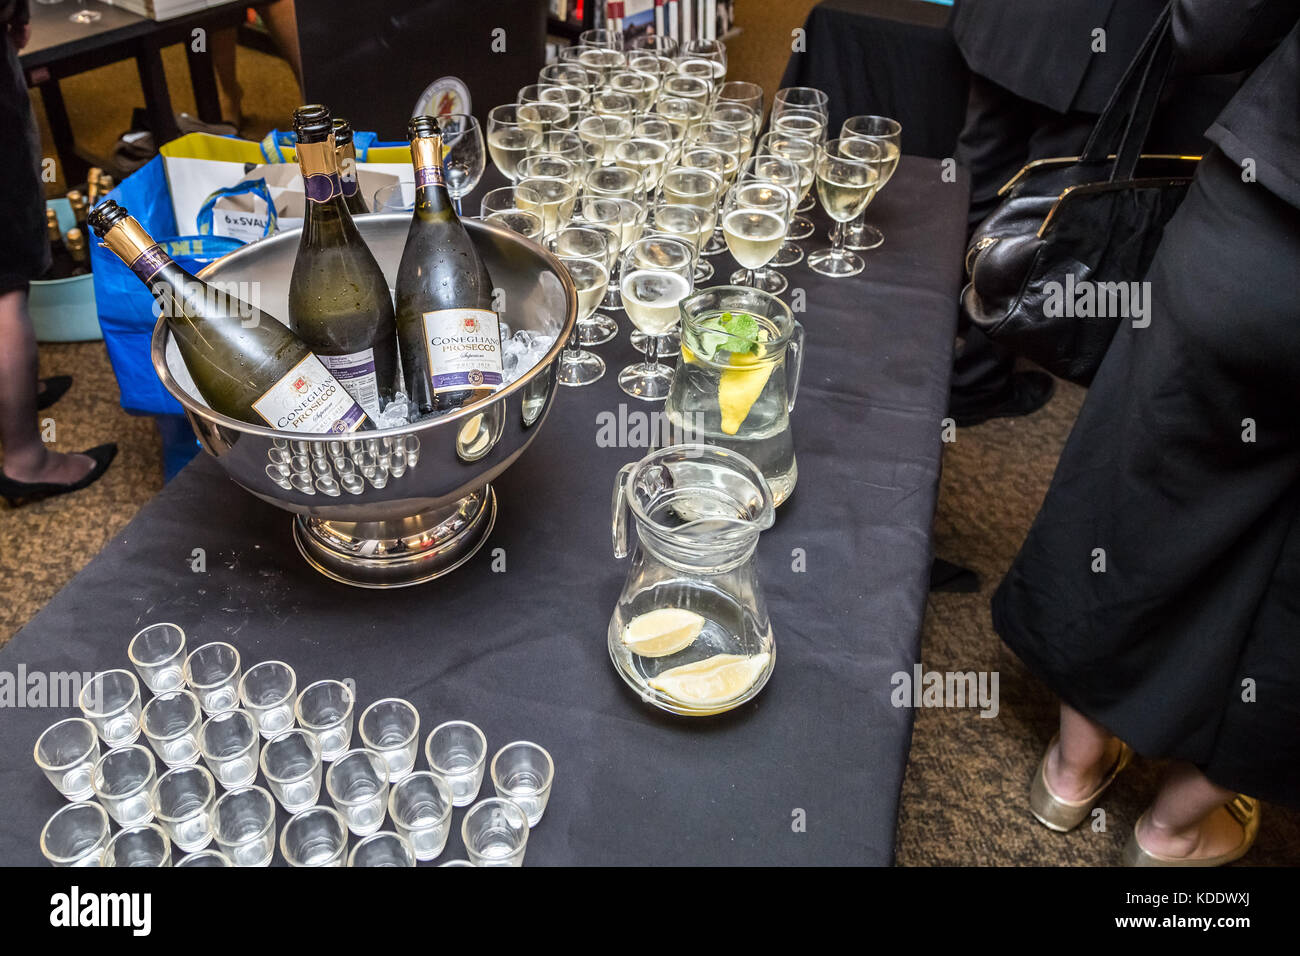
[[0, 158, 968, 866], [780, 0, 970, 159]]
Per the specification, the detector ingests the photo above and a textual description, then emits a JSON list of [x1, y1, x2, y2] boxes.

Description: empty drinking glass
[[79, 669, 141, 747], [373, 181, 416, 213], [490, 741, 554, 828], [425, 719, 487, 807], [461, 797, 529, 867], [184, 642, 241, 714], [127, 622, 187, 692], [359, 698, 420, 782], [327, 748, 390, 836], [295, 679, 355, 761], [176, 849, 232, 867], [238, 660, 297, 739], [92, 744, 156, 826], [212, 785, 276, 867], [348, 831, 416, 867], [140, 688, 202, 767], [102, 823, 171, 867], [281, 805, 348, 867], [260, 728, 323, 812], [40, 801, 110, 867], [151, 764, 216, 852], [34, 717, 99, 801], [439, 113, 485, 216], [388, 771, 454, 861], [198, 708, 260, 789]]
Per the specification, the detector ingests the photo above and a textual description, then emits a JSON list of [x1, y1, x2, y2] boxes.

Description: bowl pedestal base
[[291, 485, 497, 588]]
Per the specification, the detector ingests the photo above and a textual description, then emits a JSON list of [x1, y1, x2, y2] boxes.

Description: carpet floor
[[6, 5, 1296, 865]]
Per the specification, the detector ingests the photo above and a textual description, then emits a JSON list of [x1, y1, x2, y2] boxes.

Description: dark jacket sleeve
[[1173, 0, 1300, 73]]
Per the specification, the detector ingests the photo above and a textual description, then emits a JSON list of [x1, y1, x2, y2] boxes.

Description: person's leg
[[260, 0, 302, 91], [1043, 702, 1121, 801], [1135, 763, 1244, 861], [0, 289, 94, 484]]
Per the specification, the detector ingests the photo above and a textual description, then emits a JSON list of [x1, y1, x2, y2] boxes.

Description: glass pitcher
[[609, 444, 776, 716], [664, 286, 805, 506]]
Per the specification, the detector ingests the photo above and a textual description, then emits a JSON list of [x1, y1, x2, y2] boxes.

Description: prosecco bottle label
[[129, 246, 171, 283], [415, 162, 445, 189], [421, 308, 504, 392], [252, 354, 369, 433], [304, 172, 343, 204], [319, 348, 381, 418]]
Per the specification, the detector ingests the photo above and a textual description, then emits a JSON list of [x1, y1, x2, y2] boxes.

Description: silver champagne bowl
[[151, 214, 577, 588]]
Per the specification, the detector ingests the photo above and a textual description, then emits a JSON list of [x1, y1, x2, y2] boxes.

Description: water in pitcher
[[666, 309, 798, 505]]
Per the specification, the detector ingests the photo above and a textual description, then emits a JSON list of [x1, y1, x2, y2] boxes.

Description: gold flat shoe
[[1123, 794, 1260, 867], [1029, 733, 1133, 832]]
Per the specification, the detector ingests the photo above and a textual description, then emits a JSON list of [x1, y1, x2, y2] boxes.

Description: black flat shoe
[[36, 375, 74, 411], [949, 371, 1056, 427], [0, 444, 117, 506]]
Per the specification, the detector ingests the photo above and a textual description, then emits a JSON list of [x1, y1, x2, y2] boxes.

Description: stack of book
[[606, 0, 738, 44]]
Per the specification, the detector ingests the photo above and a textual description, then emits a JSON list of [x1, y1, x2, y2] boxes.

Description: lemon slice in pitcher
[[648, 652, 771, 708], [622, 608, 707, 658], [719, 347, 774, 436]]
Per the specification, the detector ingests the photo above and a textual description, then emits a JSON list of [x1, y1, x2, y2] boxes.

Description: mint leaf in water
[[695, 311, 760, 359]]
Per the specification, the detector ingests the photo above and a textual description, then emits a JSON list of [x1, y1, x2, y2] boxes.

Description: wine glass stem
[[832, 223, 848, 258], [747, 268, 756, 286], [645, 332, 660, 368]]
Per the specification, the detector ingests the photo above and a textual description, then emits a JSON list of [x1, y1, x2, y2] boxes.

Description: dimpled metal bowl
[[151, 214, 576, 588]]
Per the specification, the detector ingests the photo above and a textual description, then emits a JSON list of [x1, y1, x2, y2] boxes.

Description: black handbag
[[961, 4, 1198, 386]]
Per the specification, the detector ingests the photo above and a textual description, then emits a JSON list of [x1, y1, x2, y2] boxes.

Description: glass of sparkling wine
[[760, 131, 819, 241], [637, 201, 709, 355], [839, 115, 902, 250], [486, 105, 543, 183], [618, 235, 695, 401], [723, 182, 792, 290], [808, 138, 882, 278], [550, 228, 612, 386], [480, 185, 544, 242], [578, 112, 633, 166], [732, 155, 803, 291], [515, 176, 577, 239]]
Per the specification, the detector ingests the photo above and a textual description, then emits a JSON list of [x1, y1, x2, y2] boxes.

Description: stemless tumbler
[[127, 622, 187, 692], [40, 801, 110, 867], [140, 688, 202, 767], [425, 720, 487, 806], [79, 669, 142, 747], [359, 698, 420, 782], [326, 748, 390, 836], [295, 679, 355, 761], [198, 709, 260, 789], [92, 744, 156, 826], [150, 764, 216, 852], [34, 717, 100, 801], [461, 797, 529, 867], [184, 642, 241, 714], [176, 848, 232, 867], [102, 823, 172, 867], [260, 728, 323, 812], [238, 660, 297, 739], [281, 805, 348, 867], [388, 771, 454, 861], [490, 741, 554, 827], [349, 831, 416, 867], [212, 785, 276, 866]]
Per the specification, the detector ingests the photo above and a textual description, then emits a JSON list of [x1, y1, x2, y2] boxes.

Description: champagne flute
[[550, 227, 612, 386], [731, 156, 800, 290], [758, 131, 819, 243], [438, 114, 485, 217], [487, 106, 542, 183], [808, 138, 882, 278], [723, 182, 792, 290], [839, 115, 902, 250], [618, 236, 694, 401], [480, 185, 544, 242]]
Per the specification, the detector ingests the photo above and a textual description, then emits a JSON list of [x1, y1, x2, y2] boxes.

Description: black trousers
[[0, 37, 48, 294], [951, 74, 1097, 402], [993, 149, 1300, 807]]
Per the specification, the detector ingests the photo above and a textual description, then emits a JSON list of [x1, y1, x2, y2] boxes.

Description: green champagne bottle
[[333, 117, 369, 216], [89, 200, 371, 434], [288, 104, 397, 420], [395, 115, 504, 417]]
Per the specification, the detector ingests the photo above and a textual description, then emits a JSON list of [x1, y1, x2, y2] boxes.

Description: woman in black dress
[[995, 0, 1300, 865]]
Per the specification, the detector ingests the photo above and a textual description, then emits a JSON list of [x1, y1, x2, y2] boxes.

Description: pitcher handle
[[611, 462, 637, 558], [786, 320, 806, 414]]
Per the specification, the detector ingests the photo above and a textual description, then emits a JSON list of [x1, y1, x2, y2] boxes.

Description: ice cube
[[502, 329, 557, 385]]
